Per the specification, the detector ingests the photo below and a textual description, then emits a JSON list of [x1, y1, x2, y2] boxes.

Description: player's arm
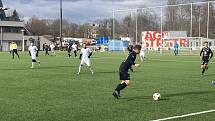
[[88, 52, 92, 58], [88, 49, 92, 58], [28, 51, 31, 56], [28, 47, 31, 56], [200, 48, 203, 56], [79, 50, 82, 60], [210, 49, 213, 59]]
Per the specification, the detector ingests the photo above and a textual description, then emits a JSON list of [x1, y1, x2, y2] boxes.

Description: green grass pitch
[[0, 51, 215, 121]]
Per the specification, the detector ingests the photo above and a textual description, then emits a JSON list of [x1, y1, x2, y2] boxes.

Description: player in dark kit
[[67, 42, 72, 58], [113, 45, 141, 99], [200, 42, 213, 75]]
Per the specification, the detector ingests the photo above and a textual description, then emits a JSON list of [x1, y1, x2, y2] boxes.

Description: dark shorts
[[119, 71, 130, 80], [32, 59, 37, 62], [67, 48, 71, 53], [13, 49, 18, 53], [201, 58, 209, 65]]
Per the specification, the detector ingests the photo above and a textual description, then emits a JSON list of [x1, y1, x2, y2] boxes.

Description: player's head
[[30, 41, 34, 46], [133, 45, 141, 54], [83, 43, 86, 48], [204, 42, 208, 47]]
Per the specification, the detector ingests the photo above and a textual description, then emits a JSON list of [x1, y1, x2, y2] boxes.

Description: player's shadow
[[204, 73, 215, 77], [164, 90, 215, 97], [0, 68, 29, 71], [119, 90, 215, 101], [96, 71, 119, 74], [39, 65, 76, 69], [120, 96, 151, 101], [0, 66, 76, 71]]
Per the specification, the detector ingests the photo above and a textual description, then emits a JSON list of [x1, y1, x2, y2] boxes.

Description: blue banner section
[[108, 40, 128, 51]]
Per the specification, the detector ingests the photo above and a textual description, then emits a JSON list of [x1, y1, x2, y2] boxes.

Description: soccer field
[[0, 51, 215, 121]]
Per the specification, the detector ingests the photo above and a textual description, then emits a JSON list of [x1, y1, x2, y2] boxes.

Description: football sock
[[202, 69, 205, 74], [115, 82, 127, 92], [78, 65, 82, 73], [32, 62, 36, 68]]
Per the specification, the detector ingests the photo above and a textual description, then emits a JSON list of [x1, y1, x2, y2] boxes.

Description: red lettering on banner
[[180, 39, 186, 47], [145, 32, 153, 41]]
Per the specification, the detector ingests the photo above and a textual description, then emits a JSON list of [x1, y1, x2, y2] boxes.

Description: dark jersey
[[200, 47, 213, 60], [68, 44, 72, 52], [119, 51, 137, 72]]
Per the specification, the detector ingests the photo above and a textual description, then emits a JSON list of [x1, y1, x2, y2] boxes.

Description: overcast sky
[[2, 0, 165, 23]]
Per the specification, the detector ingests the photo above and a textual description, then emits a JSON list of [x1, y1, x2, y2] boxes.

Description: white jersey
[[29, 46, 38, 59], [72, 44, 77, 51], [140, 46, 145, 57], [50, 44, 55, 49], [80, 48, 92, 59], [80, 48, 92, 66]]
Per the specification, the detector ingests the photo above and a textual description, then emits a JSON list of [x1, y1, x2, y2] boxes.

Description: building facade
[[0, 0, 26, 51]]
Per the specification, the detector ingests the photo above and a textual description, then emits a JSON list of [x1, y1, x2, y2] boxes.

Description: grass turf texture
[[0, 51, 215, 121]]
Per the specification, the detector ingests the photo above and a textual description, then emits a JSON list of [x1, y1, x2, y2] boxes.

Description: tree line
[[20, 0, 215, 44]]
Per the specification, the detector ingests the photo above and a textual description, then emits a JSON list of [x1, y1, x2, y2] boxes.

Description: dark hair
[[204, 41, 208, 44], [133, 45, 141, 50]]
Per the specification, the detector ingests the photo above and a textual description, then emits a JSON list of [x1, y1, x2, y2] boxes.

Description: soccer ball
[[153, 93, 161, 101]]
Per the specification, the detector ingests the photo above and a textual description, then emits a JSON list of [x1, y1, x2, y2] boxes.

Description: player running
[[77, 43, 94, 75], [140, 44, 146, 62], [28, 41, 40, 69], [72, 43, 78, 58], [67, 42, 72, 58], [50, 43, 56, 56], [174, 42, 179, 56], [200, 42, 213, 75], [112, 45, 141, 99], [10, 41, 20, 59]]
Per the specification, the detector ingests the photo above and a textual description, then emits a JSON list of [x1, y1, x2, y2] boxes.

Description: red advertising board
[[142, 31, 187, 48]]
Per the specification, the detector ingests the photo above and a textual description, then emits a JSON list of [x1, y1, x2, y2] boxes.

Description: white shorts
[[51, 48, 55, 52], [31, 54, 37, 60], [140, 51, 145, 57], [80, 58, 91, 66]]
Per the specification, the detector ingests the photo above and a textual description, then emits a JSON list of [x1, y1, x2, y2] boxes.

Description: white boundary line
[[151, 109, 215, 121]]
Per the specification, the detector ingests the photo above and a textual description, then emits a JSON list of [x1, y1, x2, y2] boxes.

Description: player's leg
[[15, 49, 20, 59], [201, 61, 206, 75], [12, 49, 15, 59], [205, 60, 209, 70], [74, 50, 77, 57], [68, 50, 71, 58], [45, 50, 48, 56], [140, 55, 144, 62], [31, 59, 37, 68], [53, 50, 56, 56], [78, 59, 84, 74], [86, 59, 94, 75], [113, 80, 129, 99], [113, 72, 130, 99]]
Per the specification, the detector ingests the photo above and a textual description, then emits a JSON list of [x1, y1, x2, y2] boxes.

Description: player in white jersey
[[78, 44, 94, 75], [28, 42, 40, 69], [140, 44, 146, 62], [72, 43, 78, 57], [50, 43, 56, 56]]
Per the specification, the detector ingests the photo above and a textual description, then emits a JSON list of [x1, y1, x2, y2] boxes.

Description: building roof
[[0, 0, 6, 21], [0, 21, 24, 27]]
